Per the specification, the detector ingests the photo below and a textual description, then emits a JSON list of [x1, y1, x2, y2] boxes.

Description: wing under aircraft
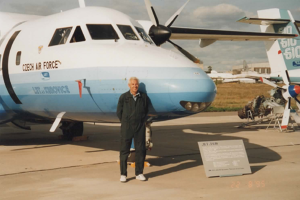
[[0, 0, 298, 139]]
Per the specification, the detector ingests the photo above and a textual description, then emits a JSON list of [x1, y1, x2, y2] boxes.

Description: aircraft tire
[[61, 122, 84, 140]]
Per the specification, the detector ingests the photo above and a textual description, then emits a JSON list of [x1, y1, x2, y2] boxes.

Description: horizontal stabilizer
[[237, 17, 290, 25]]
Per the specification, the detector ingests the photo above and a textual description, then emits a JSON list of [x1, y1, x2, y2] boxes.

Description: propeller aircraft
[[0, 0, 298, 139]]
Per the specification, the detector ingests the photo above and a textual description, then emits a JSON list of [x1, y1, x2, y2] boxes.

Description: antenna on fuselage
[[79, 0, 86, 8]]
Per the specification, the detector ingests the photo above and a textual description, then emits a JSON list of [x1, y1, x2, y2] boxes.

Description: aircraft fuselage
[[0, 7, 216, 124]]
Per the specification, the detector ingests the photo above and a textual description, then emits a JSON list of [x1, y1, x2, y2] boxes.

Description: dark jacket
[[117, 91, 149, 139]]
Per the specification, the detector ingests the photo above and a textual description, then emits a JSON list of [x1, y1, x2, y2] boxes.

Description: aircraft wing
[[169, 27, 297, 47], [237, 17, 291, 25]]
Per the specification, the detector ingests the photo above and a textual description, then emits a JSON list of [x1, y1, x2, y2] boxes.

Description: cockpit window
[[86, 24, 119, 40], [70, 26, 86, 43], [49, 27, 72, 46], [117, 25, 139, 40], [135, 27, 153, 44]]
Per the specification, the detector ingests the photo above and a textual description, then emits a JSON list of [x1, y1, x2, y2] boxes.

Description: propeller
[[144, 0, 200, 63], [260, 70, 300, 130]]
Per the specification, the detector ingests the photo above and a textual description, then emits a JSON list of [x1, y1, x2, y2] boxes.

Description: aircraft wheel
[[61, 122, 84, 140]]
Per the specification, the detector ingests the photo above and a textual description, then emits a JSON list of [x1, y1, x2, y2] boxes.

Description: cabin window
[[49, 27, 72, 46], [70, 26, 86, 43], [86, 24, 119, 40], [16, 51, 21, 65], [135, 27, 153, 44], [117, 25, 139, 40]]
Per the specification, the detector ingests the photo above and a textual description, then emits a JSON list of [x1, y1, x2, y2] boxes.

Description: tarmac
[[1, 112, 300, 200]]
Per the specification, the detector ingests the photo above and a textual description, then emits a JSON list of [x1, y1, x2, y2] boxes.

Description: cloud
[[193, 4, 245, 20], [178, 4, 256, 31], [191, 4, 253, 29]]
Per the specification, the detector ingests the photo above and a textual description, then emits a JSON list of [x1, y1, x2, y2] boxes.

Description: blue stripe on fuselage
[[0, 67, 216, 122]]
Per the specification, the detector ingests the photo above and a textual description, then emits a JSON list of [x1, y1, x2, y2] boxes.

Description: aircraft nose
[[168, 68, 216, 112]]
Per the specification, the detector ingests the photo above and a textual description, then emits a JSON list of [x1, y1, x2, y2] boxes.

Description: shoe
[[120, 175, 127, 183], [136, 174, 146, 181]]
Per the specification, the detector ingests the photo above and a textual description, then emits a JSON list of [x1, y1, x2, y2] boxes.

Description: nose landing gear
[[59, 121, 84, 140], [145, 121, 153, 150]]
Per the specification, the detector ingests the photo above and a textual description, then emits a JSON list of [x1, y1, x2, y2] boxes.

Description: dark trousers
[[120, 134, 146, 176]]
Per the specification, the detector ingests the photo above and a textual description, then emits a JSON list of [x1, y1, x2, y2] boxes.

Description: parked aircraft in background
[[208, 70, 261, 83], [0, 0, 297, 138], [239, 8, 300, 130]]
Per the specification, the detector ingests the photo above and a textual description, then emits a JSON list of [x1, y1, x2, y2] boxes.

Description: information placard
[[198, 140, 251, 177]]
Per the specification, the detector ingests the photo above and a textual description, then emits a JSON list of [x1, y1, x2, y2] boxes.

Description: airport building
[[232, 62, 271, 74]]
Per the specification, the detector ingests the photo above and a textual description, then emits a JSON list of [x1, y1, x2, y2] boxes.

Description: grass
[[205, 82, 274, 112]]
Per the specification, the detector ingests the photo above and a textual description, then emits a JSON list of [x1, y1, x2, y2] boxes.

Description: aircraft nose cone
[[289, 85, 300, 98], [168, 68, 216, 112]]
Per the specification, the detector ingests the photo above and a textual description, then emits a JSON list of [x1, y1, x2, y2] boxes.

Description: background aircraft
[[0, 0, 297, 139], [238, 8, 300, 130]]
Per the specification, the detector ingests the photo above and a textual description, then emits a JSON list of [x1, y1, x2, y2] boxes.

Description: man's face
[[128, 79, 139, 95]]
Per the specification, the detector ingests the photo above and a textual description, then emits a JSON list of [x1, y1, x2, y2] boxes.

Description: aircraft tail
[[257, 9, 300, 74]]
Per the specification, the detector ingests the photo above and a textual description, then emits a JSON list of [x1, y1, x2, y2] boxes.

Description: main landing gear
[[59, 121, 84, 140]]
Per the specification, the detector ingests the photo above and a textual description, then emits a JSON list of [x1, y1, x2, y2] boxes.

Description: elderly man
[[117, 77, 149, 183]]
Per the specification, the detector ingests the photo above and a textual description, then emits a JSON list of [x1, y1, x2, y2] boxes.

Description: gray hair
[[128, 77, 139, 84]]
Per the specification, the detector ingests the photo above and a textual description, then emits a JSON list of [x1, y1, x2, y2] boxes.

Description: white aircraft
[[0, 0, 297, 139], [208, 70, 259, 83]]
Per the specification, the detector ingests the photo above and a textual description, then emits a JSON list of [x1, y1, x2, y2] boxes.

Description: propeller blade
[[168, 40, 200, 63], [281, 70, 291, 85], [165, 0, 190, 27], [297, 101, 300, 110], [294, 97, 300, 105], [281, 97, 291, 130], [145, 0, 159, 26], [259, 77, 281, 88]]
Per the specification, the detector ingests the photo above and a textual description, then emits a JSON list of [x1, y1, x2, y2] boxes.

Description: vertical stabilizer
[[258, 9, 300, 73]]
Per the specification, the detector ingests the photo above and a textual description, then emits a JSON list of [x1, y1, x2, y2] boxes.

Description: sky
[[0, 0, 299, 72]]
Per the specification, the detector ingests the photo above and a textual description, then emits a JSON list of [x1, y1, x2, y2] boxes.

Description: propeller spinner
[[144, 0, 200, 63]]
